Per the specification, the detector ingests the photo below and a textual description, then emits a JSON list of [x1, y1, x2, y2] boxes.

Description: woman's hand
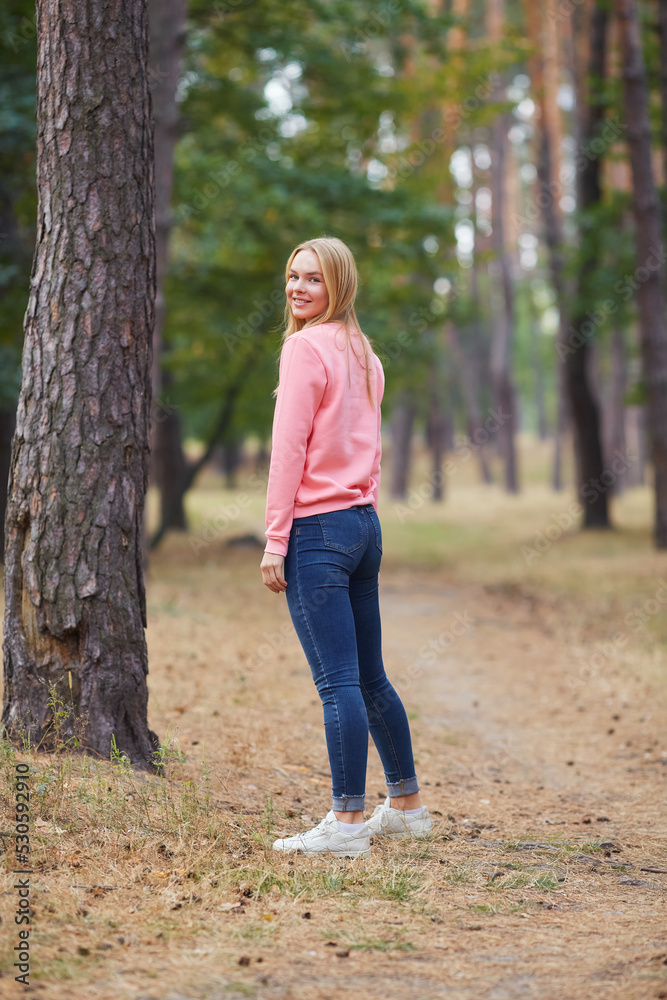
[[260, 552, 287, 594]]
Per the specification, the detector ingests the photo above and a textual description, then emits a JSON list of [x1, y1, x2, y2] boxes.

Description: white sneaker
[[366, 797, 432, 839], [272, 810, 371, 858]]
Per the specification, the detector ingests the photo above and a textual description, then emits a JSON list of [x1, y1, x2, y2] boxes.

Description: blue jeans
[[284, 504, 419, 812]]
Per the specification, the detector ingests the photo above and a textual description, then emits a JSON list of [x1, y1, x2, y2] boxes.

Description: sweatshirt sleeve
[[371, 361, 385, 512], [264, 336, 327, 555], [371, 403, 382, 512]]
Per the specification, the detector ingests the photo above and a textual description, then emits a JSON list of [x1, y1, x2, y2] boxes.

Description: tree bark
[[616, 0, 667, 547], [426, 391, 448, 502], [658, 0, 667, 236], [625, 405, 646, 486], [2, 0, 159, 768], [151, 374, 188, 530], [523, 0, 569, 478], [562, 3, 611, 528], [489, 111, 519, 493], [605, 324, 629, 493], [447, 321, 492, 483], [152, 369, 188, 530], [148, 0, 188, 532], [0, 409, 16, 563], [389, 393, 416, 500]]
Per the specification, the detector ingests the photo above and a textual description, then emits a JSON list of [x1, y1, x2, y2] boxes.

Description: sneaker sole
[[273, 845, 371, 858], [369, 829, 432, 839]]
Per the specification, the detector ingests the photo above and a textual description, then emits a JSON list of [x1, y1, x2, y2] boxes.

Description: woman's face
[[286, 249, 329, 321]]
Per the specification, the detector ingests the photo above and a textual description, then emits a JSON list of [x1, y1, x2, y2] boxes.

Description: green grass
[[349, 938, 417, 952]]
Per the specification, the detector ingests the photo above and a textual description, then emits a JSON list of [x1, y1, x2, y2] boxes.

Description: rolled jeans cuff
[[332, 793, 366, 812], [386, 776, 420, 798]]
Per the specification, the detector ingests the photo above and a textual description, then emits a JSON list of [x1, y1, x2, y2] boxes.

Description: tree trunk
[[0, 408, 16, 563], [447, 322, 493, 483], [529, 315, 548, 440], [489, 111, 519, 493], [658, 0, 667, 236], [605, 324, 629, 494], [152, 374, 188, 531], [616, 0, 667, 547], [426, 392, 448, 502], [389, 394, 416, 500], [523, 0, 570, 477], [2, 0, 159, 768], [562, 3, 610, 528], [149, 0, 188, 532], [625, 405, 646, 486]]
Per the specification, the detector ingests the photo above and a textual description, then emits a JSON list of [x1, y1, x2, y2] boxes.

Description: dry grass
[[1, 436, 667, 1000]]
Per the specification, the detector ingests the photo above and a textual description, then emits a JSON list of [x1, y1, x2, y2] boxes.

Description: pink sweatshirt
[[264, 322, 385, 556]]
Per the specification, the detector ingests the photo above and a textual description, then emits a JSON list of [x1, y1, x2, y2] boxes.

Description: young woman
[[260, 236, 431, 858]]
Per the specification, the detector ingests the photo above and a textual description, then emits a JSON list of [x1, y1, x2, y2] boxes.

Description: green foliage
[[164, 0, 519, 444], [0, 1, 37, 407]]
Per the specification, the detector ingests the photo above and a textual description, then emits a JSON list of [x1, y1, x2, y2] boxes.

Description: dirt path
[[2, 542, 666, 1000]]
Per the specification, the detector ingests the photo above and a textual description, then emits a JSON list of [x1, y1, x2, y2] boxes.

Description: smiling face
[[286, 248, 330, 322]]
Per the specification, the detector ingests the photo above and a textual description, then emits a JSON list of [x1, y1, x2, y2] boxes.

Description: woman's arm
[[264, 335, 327, 556]]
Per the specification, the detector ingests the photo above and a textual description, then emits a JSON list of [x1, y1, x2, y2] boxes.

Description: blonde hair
[[278, 236, 375, 403]]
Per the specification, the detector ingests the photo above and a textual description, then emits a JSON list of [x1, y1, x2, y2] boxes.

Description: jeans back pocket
[[317, 509, 364, 554]]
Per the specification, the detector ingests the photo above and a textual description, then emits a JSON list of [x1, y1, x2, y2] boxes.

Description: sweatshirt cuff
[[264, 537, 289, 557]]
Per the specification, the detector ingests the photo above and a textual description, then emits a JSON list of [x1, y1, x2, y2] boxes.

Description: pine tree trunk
[[606, 324, 629, 494], [489, 112, 519, 493], [625, 405, 646, 486], [448, 321, 492, 483], [152, 374, 188, 530], [426, 393, 448, 502], [2, 0, 159, 768], [528, 315, 548, 440], [389, 394, 416, 500], [563, 3, 610, 528], [616, 0, 667, 547], [523, 0, 570, 475], [149, 0, 188, 532], [658, 0, 667, 235]]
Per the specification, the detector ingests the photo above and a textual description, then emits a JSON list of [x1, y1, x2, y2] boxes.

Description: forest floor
[[1, 439, 667, 1000]]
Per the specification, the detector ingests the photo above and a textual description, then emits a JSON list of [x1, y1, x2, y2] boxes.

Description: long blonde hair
[[278, 236, 375, 403]]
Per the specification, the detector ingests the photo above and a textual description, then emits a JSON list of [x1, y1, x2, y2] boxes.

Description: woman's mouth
[[293, 298, 310, 306]]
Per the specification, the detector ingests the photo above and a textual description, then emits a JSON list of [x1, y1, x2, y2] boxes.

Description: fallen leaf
[[35, 817, 66, 834]]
